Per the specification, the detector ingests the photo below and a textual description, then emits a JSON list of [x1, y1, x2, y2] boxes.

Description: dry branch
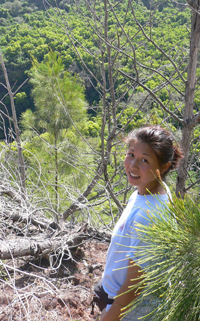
[[0, 216, 111, 260], [0, 50, 26, 197], [0, 230, 88, 260]]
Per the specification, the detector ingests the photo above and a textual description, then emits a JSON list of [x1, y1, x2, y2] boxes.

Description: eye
[[141, 158, 148, 163], [128, 152, 134, 157]]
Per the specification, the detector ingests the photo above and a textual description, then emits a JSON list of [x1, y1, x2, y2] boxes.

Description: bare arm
[[101, 259, 143, 321]]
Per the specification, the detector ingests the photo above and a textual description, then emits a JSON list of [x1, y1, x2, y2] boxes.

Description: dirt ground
[[0, 238, 109, 321]]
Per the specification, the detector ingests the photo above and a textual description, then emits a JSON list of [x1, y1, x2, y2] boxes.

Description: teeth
[[130, 173, 139, 178]]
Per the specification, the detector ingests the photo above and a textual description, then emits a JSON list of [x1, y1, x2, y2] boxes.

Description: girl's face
[[124, 140, 164, 195]]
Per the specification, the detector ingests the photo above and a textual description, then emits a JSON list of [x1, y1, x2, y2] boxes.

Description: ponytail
[[170, 145, 183, 171]]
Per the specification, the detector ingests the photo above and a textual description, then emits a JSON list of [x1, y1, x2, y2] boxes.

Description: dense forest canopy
[[0, 0, 192, 116], [0, 0, 200, 220]]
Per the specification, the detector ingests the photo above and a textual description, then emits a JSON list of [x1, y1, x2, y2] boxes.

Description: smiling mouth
[[129, 173, 140, 178]]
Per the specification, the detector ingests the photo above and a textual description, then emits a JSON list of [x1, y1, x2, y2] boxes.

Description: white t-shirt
[[102, 187, 170, 298]]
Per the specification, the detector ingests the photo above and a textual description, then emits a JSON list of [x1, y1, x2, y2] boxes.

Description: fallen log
[[0, 223, 111, 260], [0, 230, 88, 260], [0, 194, 111, 261]]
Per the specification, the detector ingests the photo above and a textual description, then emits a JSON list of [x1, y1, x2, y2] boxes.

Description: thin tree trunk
[[54, 129, 59, 222], [62, 163, 104, 221], [0, 49, 26, 198], [176, 4, 200, 198]]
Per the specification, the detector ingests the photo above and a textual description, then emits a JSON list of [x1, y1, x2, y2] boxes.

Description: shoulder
[[144, 183, 171, 207], [131, 191, 170, 221], [127, 190, 138, 203]]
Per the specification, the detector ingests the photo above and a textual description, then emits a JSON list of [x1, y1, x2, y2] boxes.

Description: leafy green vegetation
[[19, 51, 98, 217], [124, 194, 200, 320], [0, 0, 200, 219], [0, 0, 191, 115]]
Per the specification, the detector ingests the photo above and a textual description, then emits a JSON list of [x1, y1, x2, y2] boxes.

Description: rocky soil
[[0, 238, 109, 321]]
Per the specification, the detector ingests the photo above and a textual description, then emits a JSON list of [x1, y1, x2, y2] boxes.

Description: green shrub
[[124, 194, 200, 321]]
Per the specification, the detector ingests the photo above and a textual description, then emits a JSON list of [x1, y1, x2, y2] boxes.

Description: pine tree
[[23, 50, 87, 219], [123, 194, 200, 321]]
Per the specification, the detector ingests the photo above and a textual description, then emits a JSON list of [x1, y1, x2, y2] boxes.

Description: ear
[[161, 161, 171, 175]]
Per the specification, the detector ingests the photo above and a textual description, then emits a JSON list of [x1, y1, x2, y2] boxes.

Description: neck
[[138, 182, 166, 195]]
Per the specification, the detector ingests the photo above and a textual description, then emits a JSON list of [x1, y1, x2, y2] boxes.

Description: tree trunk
[[0, 49, 26, 198], [54, 129, 59, 221], [0, 232, 87, 260], [0, 222, 111, 260], [176, 3, 200, 197], [62, 163, 105, 221]]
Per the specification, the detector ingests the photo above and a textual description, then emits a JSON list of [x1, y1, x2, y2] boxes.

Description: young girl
[[95, 125, 183, 321]]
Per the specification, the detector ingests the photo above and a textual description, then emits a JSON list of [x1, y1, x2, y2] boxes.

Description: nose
[[130, 158, 138, 169]]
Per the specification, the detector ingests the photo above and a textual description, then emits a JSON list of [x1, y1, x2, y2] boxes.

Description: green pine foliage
[[28, 51, 86, 131], [0, 0, 200, 218], [19, 51, 94, 214], [0, 0, 191, 112], [124, 194, 200, 321]]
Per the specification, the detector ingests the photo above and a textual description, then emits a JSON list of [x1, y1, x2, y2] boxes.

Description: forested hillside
[[0, 0, 200, 218], [0, 0, 191, 117], [1, 0, 199, 180], [1, 0, 200, 320]]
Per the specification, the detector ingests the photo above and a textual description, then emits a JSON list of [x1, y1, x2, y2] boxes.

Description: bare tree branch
[[0, 49, 26, 198]]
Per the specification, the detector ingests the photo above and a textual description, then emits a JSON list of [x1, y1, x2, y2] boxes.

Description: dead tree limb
[[0, 230, 87, 260], [0, 49, 26, 198], [62, 163, 104, 221], [0, 223, 111, 260]]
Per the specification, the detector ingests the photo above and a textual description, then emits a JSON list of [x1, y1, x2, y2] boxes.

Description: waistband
[[107, 297, 114, 304]]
